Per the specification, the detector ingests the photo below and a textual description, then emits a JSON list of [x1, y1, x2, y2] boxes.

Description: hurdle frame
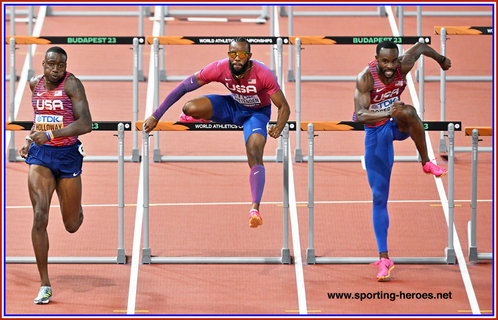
[[305, 122, 461, 265], [5, 122, 129, 264], [292, 36, 431, 162], [466, 127, 493, 261], [139, 123, 291, 264], [435, 26, 493, 154], [282, 5, 387, 81], [154, 8, 273, 82], [5, 36, 144, 162], [147, 36, 287, 163]]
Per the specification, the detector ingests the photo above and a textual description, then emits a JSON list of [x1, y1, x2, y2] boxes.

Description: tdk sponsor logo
[[36, 115, 63, 123]]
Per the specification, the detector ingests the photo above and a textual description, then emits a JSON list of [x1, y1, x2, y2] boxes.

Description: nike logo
[[225, 78, 232, 81], [252, 128, 262, 132], [253, 171, 260, 175], [36, 92, 45, 96], [72, 171, 81, 177], [375, 88, 383, 93]]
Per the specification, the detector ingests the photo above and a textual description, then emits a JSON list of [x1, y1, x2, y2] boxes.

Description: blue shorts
[[364, 118, 410, 143], [26, 142, 83, 179], [206, 94, 271, 144]]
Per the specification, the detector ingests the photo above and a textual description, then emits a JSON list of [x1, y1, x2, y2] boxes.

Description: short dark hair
[[376, 41, 398, 55], [231, 37, 251, 52], [46, 46, 67, 61]]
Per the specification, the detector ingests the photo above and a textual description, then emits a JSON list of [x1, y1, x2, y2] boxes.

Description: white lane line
[[126, 5, 162, 315], [271, 6, 307, 315], [5, 199, 491, 210], [385, 6, 480, 315]]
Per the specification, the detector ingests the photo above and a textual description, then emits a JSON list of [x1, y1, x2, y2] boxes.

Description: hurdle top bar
[[135, 121, 460, 131], [145, 36, 430, 45], [6, 36, 146, 45], [6, 35, 430, 46], [434, 26, 493, 35], [464, 127, 492, 136], [6, 121, 132, 131]]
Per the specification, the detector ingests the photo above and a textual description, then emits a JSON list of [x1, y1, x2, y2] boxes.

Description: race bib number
[[34, 114, 64, 131], [232, 93, 262, 107]]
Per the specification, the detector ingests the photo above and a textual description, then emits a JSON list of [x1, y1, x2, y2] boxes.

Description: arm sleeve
[[152, 74, 200, 120]]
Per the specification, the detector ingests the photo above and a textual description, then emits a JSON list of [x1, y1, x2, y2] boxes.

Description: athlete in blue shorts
[[19, 47, 92, 304], [143, 37, 291, 228], [354, 40, 451, 281]]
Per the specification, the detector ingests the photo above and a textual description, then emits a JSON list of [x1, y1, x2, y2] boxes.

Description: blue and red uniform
[[364, 60, 409, 253], [26, 72, 84, 178]]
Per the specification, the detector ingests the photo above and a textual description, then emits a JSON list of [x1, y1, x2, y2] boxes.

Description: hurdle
[[287, 32, 429, 82], [154, 6, 270, 78], [146, 36, 287, 162], [46, 5, 152, 17], [291, 36, 431, 162], [6, 6, 36, 81], [281, 5, 388, 81], [5, 121, 130, 264], [305, 122, 461, 265], [5, 36, 144, 162], [434, 27, 493, 154], [136, 121, 292, 264], [397, 5, 492, 17], [280, 5, 386, 17], [162, 5, 269, 19], [466, 127, 493, 261]]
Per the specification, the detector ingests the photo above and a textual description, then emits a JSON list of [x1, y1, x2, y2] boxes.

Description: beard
[[229, 60, 250, 76]]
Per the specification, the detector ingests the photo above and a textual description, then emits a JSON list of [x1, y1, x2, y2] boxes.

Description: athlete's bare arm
[[354, 67, 391, 124], [268, 89, 291, 139], [399, 42, 452, 75]]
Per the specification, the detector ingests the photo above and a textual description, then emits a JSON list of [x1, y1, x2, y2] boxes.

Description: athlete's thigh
[[242, 111, 270, 144], [55, 176, 82, 219], [28, 164, 57, 208], [186, 96, 214, 119], [207, 95, 237, 123]]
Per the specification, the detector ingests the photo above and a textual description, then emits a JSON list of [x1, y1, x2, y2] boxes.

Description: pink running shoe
[[179, 112, 211, 123], [373, 258, 395, 281], [422, 160, 448, 177], [248, 209, 263, 228]]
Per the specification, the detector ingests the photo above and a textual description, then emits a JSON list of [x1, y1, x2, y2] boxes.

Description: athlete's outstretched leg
[[28, 165, 56, 288], [246, 132, 266, 228], [364, 124, 396, 281], [364, 125, 395, 256]]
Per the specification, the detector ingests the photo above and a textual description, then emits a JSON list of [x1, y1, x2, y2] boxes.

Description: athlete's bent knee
[[396, 105, 418, 122], [64, 209, 84, 233], [183, 101, 199, 116]]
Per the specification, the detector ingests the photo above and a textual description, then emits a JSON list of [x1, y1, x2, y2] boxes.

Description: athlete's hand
[[19, 138, 32, 159], [31, 131, 50, 146], [439, 56, 452, 71], [268, 124, 283, 139], [389, 101, 406, 118], [143, 115, 159, 134]]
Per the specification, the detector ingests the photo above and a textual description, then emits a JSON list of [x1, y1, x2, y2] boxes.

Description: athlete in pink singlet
[[143, 37, 291, 228]]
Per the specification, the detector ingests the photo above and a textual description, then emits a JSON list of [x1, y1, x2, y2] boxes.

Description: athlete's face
[[228, 41, 252, 76], [376, 47, 400, 80], [42, 52, 67, 84]]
